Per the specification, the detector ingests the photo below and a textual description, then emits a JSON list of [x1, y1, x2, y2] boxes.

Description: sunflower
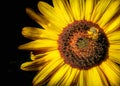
[[19, 0, 120, 86]]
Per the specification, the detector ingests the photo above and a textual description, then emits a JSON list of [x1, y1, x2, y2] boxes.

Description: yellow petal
[[69, 0, 81, 20], [97, 0, 120, 27], [21, 62, 45, 71], [85, 0, 94, 20], [91, 0, 112, 22], [104, 15, 120, 34], [64, 68, 79, 86], [109, 41, 120, 44], [78, 70, 86, 86], [21, 50, 62, 71], [107, 31, 120, 41], [21, 27, 58, 40], [47, 64, 69, 86], [33, 58, 64, 85], [109, 50, 120, 64], [107, 59, 120, 75], [26, 8, 62, 34], [52, 0, 74, 23], [96, 67, 109, 86], [70, 0, 86, 20], [21, 52, 51, 71], [35, 50, 61, 61], [30, 52, 35, 60], [38, 1, 68, 29], [18, 39, 58, 50], [86, 67, 103, 86], [81, 0, 85, 19], [109, 44, 120, 50], [60, 67, 72, 85], [20, 58, 46, 71], [100, 60, 120, 86], [25, 8, 49, 29]]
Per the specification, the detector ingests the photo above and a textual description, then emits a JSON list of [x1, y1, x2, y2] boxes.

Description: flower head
[[19, 0, 120, 86]]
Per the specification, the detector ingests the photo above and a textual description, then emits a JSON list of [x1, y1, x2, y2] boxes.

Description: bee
[[87, 27, 99, 40]]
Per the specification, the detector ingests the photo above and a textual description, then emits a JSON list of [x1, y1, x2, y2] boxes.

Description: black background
[[8, 0, 52, 86]]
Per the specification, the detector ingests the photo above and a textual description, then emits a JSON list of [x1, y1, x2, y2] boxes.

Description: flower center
[[58, 20, 109, 69]]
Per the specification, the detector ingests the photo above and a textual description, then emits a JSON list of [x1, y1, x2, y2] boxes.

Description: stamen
[[76, 38, 88, 48]]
